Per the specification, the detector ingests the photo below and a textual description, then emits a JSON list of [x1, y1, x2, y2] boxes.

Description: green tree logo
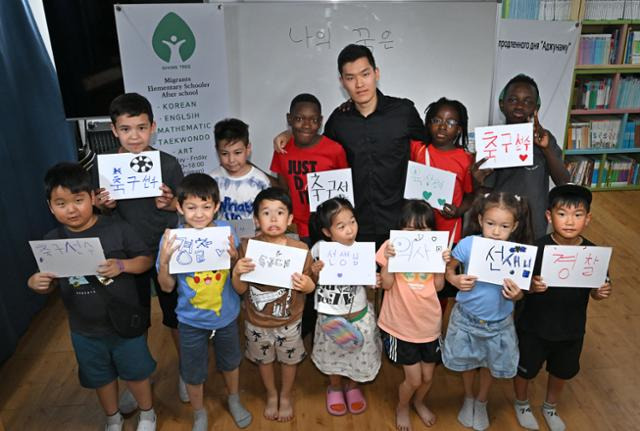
[[152, 12, 196, 63]]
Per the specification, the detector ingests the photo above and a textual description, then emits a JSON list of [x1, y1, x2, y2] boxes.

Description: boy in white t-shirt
[[210, 118, 271, 220]]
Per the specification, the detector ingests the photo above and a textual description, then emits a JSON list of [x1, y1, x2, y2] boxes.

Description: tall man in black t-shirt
[[276, 44, 427, 247]]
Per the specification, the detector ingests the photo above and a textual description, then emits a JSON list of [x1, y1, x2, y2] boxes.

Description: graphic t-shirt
[[310, 241, 368, 315], [210, 166, 270, 220], [410, 141, 473, 243], [239, 235, 313, 328], [157, 220, 241, 330], [44, 216, 151, 337], [376, 240, 442, 343], [270, 136, 348, 237]]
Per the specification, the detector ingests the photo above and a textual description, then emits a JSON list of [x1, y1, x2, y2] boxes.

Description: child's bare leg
[[258, 362, 279, 420], [545, 374, 565, 404], [513, 375, 529, 401], [329, 374, 343, 389], [472, 368, 493, 431], [412, 362, 436, 427], [185, 383, 204, 410], [458, 371, 476, 427], [397, 363, 422, 431], [126, 378, 153, 410], [96, 380, 119, 415], [278, 363, 297, 422]]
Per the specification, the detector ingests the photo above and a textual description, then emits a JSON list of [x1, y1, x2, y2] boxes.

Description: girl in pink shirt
[[377, 200, 451, 431]]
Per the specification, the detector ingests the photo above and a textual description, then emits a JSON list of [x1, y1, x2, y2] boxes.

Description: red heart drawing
[[519, 154, 528, 161]]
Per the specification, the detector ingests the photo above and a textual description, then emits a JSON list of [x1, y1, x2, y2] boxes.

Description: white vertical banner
[[115, 4, 229, 174], [491, 20, 579, 148]]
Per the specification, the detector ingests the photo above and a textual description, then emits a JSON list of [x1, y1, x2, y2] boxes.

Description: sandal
[[326, 387, 347, 416], [344, 387, 367, 414]]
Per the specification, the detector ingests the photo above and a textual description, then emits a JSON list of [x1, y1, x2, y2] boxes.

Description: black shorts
[[136, 267, 179, 329], [383, 332, 441, 365], [516, 330, 583, 380]]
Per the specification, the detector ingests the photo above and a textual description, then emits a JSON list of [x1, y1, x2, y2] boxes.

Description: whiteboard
[[222, 1, 498, 171]]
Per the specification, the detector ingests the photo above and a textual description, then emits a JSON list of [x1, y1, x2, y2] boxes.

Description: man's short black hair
[[177, 173, 220, 205], [253, 187, 293, 217], [289, 93, 322, 114], [214, 118, 249, 149], [500, 74, 541, 105], [44, 162, 93, 200], [548, 183, 592, 212], [337, 44, 376, 75], [109, 93, 154, 124]]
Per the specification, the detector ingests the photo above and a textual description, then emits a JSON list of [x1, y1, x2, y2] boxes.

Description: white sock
[[193, 408, 208, 431], [514, 399, 539, 430], [106, 411, 123, 425], [473, 399, 489, 431], [458, 397, 475, 427], [542, 402, 566, 431]]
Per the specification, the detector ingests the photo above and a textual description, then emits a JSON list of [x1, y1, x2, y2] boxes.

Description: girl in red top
[[411, 98, 475, 312], [410, 97, 475, 243]]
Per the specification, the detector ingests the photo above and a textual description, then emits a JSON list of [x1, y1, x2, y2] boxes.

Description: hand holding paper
[[502, 278, 523, 301], [591, 281, 612, 300], [27, 272, 56, 293]]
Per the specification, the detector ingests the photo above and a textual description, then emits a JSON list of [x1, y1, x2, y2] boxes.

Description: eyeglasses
[[429, 118, 459, 128]]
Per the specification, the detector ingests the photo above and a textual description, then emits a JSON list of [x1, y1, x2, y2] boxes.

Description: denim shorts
[[178, 320, 242, 385], [70, 332, 156, 389], [442, 304, 519, 378]]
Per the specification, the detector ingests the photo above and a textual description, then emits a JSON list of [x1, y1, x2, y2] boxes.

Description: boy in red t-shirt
[[270, 93, 348, 244]]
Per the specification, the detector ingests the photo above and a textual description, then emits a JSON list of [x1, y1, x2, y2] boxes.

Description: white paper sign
[[388, 230, 449, 273], [306, 168, 355, 212], [474, 123, 534, 169], [168, 226, 231, 274], [403, 161, 456, 210], [29, 238, 106, 277], [240, 239, 308, 289], [227, 218, 256, 239], [97, 151, 163, 200], [318, 242, 376, 285], [466, 236, 537, 290], [540, 245, 611, 288]]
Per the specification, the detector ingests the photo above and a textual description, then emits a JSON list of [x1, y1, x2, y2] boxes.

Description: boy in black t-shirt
[[93, 93, 186, 407], [28, 163, 156, 431], [513, 184, 612, 431]]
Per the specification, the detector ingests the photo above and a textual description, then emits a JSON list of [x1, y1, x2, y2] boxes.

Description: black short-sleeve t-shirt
[[516, 234, 595, 341], [91, 148, 184, 253], [44, 216, 151, 336]]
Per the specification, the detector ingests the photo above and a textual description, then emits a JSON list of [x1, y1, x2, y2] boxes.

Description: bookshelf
[[564, 19, 640, 190]]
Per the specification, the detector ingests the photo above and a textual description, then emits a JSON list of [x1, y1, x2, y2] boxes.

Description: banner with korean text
[[115, 4, 229, 174]]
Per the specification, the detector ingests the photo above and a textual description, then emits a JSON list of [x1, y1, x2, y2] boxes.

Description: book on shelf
[[615, 77, 640, 108], [501, 0, 572, 20], [584, 0, 625, 20], [578, 34, 613, 65], [603, 155, 640, 186], [565, 156, 599, 187], [623, 30, 640, 64], [573, 77, 612, 109], [623, 0, 640, 19]]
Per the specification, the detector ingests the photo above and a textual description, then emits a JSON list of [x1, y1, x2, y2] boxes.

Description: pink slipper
[[344, 387, 367, 414], [326, 387, 347, 416]]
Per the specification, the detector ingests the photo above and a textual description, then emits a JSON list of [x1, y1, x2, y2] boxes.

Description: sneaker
[[137, 410, 157, 431], [179, 375, 190, 403], [118, 388, 139, 415], [514, 401, 539, 430], [105, 412, 124, 431]]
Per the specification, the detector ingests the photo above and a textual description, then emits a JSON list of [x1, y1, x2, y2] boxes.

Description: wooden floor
[[1, 191, 639, 431]]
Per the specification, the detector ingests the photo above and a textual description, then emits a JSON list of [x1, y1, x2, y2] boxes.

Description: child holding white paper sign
[[232, 187, 315, 423], [443, 191, 533, 431], [513, 184, 611, 431], [28, 163, 157, 431], [156, 174, 252, 430], [377, 200, 450, 431], [308, 197, 382, 417]]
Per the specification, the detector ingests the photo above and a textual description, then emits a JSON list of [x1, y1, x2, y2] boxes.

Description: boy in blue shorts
[[513, 184, 612, 431], [28, 162, 157, 431], [93, 93, 186, 406], [157, 173, 252, 430], [210, 118, 271, 221]]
